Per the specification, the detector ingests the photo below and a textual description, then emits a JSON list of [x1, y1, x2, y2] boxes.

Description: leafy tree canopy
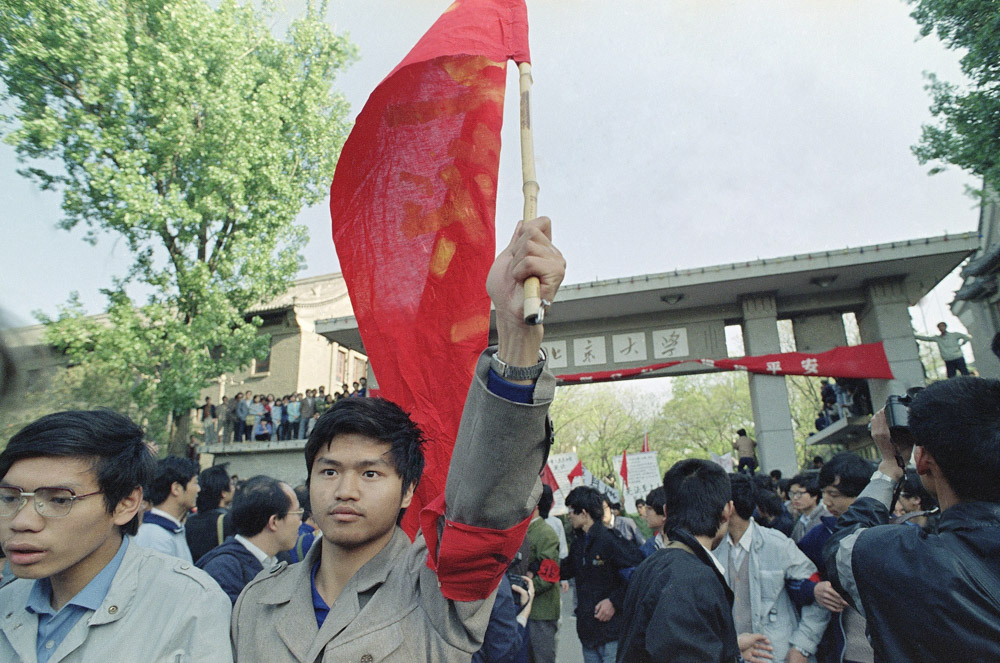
[[0, 0, 356, 449], [908, 0, 1000, 190]]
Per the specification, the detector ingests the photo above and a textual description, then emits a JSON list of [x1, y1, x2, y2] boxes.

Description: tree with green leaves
[[908, 0, 1000, 191], [0, 0, 356, 451]]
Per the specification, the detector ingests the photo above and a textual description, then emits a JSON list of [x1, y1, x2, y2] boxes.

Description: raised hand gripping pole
[[519, 61, 544, 325]]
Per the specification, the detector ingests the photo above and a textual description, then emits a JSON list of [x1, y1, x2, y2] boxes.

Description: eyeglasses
[[789, 490, 809, 498], [0, 486, 104, 518], [283, 509, 305, 519]]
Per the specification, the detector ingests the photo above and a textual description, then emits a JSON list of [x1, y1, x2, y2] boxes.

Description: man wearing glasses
[[196, 475, 303, 603], [0, 409, 232, 663]]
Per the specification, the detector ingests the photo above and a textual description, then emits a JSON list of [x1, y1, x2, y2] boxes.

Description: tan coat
[[231, 349, 555, 663]]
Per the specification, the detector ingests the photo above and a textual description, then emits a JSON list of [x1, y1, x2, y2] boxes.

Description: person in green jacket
[[526, 486, 561, 663]]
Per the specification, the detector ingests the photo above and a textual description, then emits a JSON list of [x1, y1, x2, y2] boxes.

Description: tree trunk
[[168, 409, 191, 457]]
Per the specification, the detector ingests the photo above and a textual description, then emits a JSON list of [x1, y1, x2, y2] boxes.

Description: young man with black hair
[[231, 216, 564, 662], [0, 409, 232, 662], [894, 470, 937, 529], [713, 474, 829, 663], [788, 473, 828, 542], [526, 488, 561, 663], [538, 484, 568, 560], [186, 464, 236, 563], [600, 492, 645, 546], [561, 486, 643, 663], [797, 452, 872, 663], [825, 378, 1000, 662], [133, 455, 200, 561], [639, 486, 667, 558], [616, 459, 771, 663], [197, 475, 302, 603]]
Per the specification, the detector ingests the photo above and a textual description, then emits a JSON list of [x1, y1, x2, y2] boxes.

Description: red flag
[[556, 342, 895, 385], [642, 430, 650, 453], [330, 0, 530, 538], [540, 463, 560, 492], [620, 450, 629, 488], [567, 460, 584, 485]]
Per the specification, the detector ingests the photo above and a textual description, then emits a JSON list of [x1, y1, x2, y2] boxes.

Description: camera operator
[[823, 377, 1000, 662]]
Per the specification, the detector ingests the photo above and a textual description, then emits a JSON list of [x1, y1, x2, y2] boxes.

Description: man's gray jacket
[[0, 542, 232, 663], [231, 349, 555, 662], [713, 520, 830, 661]]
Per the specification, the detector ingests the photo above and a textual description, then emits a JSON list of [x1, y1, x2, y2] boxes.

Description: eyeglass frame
[[0, 485, 104, 518], [282, 508, 305, 519]]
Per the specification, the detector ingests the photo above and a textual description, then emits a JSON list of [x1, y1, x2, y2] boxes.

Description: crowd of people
[[198, 378, 369, 445], [1, 219, 998, 663]]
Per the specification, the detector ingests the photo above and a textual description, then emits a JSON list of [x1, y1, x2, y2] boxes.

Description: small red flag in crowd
[[329, 0, 530, 537], [540, 463, 560, 492], [567, 460, 584, 485], [642, 430, 650, 453], [620, 449, 629, 488]]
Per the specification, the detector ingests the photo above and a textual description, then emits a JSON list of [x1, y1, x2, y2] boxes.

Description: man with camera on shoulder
[[823, 377, 1000, 662]]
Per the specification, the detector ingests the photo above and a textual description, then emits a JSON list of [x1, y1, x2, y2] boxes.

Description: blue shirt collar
[[26, 537, 129, 616]]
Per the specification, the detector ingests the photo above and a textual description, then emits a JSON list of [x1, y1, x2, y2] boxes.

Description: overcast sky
[[0, 0, 980, 337]]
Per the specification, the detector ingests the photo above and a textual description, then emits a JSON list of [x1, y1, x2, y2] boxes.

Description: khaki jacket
[[0, 542, 232, 663], [231, 349, 555, 663]]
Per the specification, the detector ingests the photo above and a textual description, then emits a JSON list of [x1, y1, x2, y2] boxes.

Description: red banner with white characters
[[556, 342, 894, 385]]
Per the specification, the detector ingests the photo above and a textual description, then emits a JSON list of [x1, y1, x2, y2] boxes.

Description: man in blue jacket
[[825, 378, 1000, 662], [197, 475, 302, 603]]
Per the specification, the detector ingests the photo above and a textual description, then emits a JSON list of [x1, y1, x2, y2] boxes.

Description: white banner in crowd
[[613, 451, 661, 514], [545, 452, 621, 515], [710, 451, 735, 474]]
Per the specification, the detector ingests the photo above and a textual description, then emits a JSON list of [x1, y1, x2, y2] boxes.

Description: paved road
[[555, 583, 583, 663]]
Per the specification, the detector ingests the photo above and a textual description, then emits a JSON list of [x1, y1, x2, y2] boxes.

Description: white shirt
[[235, 534, 277, 570], [728, 519, 755, 572], [150, 507, 183, 528], [544, 514, 569, 559]]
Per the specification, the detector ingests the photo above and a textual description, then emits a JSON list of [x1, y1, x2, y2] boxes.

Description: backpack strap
[[217, 512, 226, 546]]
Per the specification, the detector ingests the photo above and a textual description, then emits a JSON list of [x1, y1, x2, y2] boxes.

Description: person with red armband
[[231, 217, 565, 663]]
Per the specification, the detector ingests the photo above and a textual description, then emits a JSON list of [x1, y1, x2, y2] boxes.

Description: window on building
[[353, 357, 367, 382], [336, 349, 347, 383], [253, 344, 271, 374]]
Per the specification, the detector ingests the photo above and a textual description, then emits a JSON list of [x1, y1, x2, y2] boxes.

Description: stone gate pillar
[[857, 278, 926, 410], [741, 293, 799, 476]]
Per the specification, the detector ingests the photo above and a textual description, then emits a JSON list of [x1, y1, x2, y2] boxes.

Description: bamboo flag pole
[[519, 61, 544, 325]]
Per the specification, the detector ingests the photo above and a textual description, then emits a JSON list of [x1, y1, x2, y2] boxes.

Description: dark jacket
[[186, 508, 235, 564], [825, 481, 1000, 662], [196, 536, 264, 604], [560, 523, 642, 647], [616, 528, 740, 663], [471, 575, 525, 663]]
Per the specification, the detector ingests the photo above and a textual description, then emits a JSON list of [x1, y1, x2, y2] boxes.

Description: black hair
[[789, 473, 820, 498], [736, 428, 747, 437], [818, 452, 871, 497], [0, 410, 156, 536], [599, 493, 613, 508], [565, 486, 603, 523], [769, 469, 782, 481], [909, 377, 1000, 503], [634, 498, 646, 507], [305, 397, 425, 497], [294, 484, 311, 521], [663, 459, 731, 538], [196, 464, 232, 513], [146, 456, 200, 506], [230, 475, 292, 537], [645, 486, 666, 517], [729, 472, 756, 520], [901, 470, 937, 511], [776, 478, 791, 498], [755, 487, 785, 519], [538, 484, 554, 519]]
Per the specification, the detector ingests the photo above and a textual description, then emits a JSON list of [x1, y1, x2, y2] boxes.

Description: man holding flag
[[232, 217, 565, 661]]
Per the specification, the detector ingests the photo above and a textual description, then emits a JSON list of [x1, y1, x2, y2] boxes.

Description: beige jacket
[[231, 349, 555, 663], [0, 543, 232, 663]]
